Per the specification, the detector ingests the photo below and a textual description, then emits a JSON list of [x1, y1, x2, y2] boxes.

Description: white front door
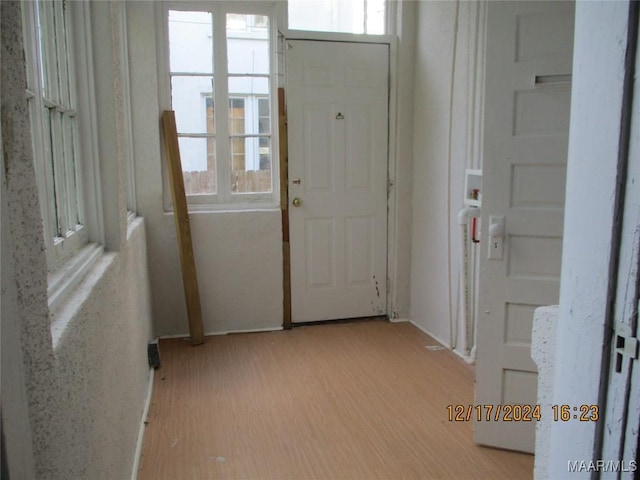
[[286, 40, 389, 323], [474, 1, 574, 453]]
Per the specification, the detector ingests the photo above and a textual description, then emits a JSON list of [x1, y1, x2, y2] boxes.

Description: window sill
[[164, 202, 281, 214], [48, 242, 104, 312]]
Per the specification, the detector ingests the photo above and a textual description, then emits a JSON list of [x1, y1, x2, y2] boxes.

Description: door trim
[[282, 34, 399, 324], [593, 0, 640, 462]]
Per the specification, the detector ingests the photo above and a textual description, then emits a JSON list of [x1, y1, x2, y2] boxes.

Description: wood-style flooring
[[138, 320, 533, 479]]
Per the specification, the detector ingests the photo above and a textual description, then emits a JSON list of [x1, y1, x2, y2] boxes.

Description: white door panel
[[475, 1, 574, 453], [286, 40, 388, 323]]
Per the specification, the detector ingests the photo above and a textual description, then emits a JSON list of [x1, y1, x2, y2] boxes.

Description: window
[[22, 0, 100, 275], [21, 0, 103, 310], [288, 0, 387, 35], [165, 6, 277, 206]]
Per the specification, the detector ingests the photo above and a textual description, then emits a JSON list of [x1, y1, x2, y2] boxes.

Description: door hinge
[[614, 321, 639, 373], [387, 178, 394, 197]]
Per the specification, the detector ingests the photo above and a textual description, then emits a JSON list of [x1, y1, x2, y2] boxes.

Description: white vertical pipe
[[457, 206, 480, 358]]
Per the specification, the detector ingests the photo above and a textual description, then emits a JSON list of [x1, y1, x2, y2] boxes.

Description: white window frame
[[157, 1, 280, 211], [21, 0, 104, 308]]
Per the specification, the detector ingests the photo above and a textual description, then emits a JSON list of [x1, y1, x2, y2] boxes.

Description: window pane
[[50, 111, 68, 235], [227, 14, 269, 75], [228, 76, 269, 98], [226, 14, 247, 31], [171, 76, 213, 134], [258, 137, 271, 171], [288, 0, 386, 35], [228, 98, 246, 136], [230, 136, 246, 171], [178, 137, 216, 195], [253, 16, 269, 28], [258, 98, 270, 135], [63, 115, 80, 227], [42, 107, 59, 237], [230, 136, 271, 194], [366, 0, 386, 35], [37, 0, 58, 101], [168, 10, 213, 73], [54, 0, 71, 106], [205, 97, 215, 135]]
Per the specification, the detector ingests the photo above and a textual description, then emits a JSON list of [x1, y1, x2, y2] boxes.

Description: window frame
[[157, 1, 280, 211], [286, 0, 391, 36], [21, 0, 104, 307]]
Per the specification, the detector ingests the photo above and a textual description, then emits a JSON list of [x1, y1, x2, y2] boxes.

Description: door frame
[[281, 30, 399, 327], [595, 0, 639, 467], [541, 0, 638, 473]]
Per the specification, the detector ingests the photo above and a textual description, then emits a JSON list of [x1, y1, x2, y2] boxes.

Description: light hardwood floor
[[138, 320, 533, 480]]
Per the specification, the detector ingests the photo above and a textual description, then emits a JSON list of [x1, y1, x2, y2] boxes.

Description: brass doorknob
[[292, 197, 302, 207]]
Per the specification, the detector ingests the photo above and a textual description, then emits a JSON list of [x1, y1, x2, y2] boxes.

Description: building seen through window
[[168, 10, 272, 200]]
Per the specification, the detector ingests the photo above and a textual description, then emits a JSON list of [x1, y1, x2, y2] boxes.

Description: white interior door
[[601, 11, 640, 474], [286, 40, 389, 323], [474, 1, 574, 453]]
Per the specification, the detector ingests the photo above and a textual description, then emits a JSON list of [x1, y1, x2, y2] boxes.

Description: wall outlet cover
[[148, 340, 161, 369]]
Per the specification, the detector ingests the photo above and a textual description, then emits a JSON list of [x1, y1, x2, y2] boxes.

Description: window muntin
[[166, 6, 276, 205], [23, 0, 89, 271], [288, 0, 387, 35]]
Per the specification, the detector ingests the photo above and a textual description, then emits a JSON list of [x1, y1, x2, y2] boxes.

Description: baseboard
[[407, 320, 477, 365], [408, 320, 451, 349], [156, 333, 190, 339], [389, 317, 410, 323], [209, 327, 284, 336], [158, 326, 283, 340], [452, 348, 476, 365], [131, 368, 154, 480]]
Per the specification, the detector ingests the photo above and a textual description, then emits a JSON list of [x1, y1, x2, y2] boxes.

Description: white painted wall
[[409, 0, 484, 349], [127, 1, 283, 336], [388, 0, 416, 321], [127, 0, 418, 335], [1, 2, 154, 477], [545, 0, 632, 475]]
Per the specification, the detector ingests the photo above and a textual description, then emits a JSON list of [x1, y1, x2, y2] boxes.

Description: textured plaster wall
[[409, 0, 484, 347], [1, 2, 59, 474], [1, 21, 38, 474], [1, 2, 154, 478], [49, 219, 153, 479], [531, 305, 559, 480], [546, 1, 631, 474]]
